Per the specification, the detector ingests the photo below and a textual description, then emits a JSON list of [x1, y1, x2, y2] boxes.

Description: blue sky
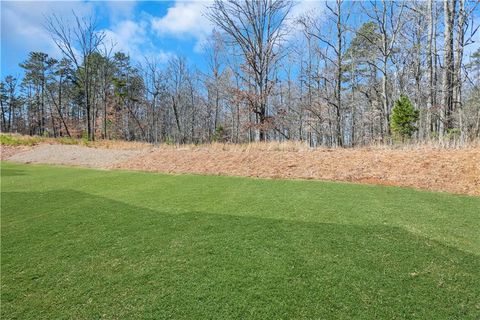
[[1, 1, 479, 80], [1, 0, 218, 77], [1, 0, 327, 78]]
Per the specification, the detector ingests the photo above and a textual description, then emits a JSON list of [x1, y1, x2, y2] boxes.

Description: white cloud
[[151, 1, 213, 40], [103, 19, 173, 64], [1, 0, 173, 74], [287, 0, 326, 38], [149, 0, 324, 51], [103, 20, 147, 56], [1, 1, 94, 60], [101, 1, 138, 23], [291, 0, 325, 19], [1, 0, 324, 77], [143, 50, 176, 65]]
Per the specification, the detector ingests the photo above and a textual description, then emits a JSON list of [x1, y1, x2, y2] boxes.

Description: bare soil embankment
[[0, 145, 32, 160], [2, 142, 479, 196], [3, 144, 144, 168]]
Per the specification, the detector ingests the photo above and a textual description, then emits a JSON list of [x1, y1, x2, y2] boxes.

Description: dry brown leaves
[[114, 145, 480, 196], [2, 139, 479, 196]]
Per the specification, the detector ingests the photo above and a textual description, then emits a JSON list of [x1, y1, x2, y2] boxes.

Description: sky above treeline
[[1, 0, 329, 78], [1, 0, 479, 79]]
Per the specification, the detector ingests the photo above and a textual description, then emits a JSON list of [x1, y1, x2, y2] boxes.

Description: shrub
[[0, 134, 42, 146], [212, 125, 226, 142], [164, 137, 175, 145], [446, 128, 461, 141], [57, 137, 79, 145]]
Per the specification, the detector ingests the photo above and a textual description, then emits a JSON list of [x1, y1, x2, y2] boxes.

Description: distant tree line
[[1, 0, 479, 146]]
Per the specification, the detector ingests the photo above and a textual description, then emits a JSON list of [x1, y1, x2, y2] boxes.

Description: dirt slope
[[2, 143, 479, 195], [0, 145, 33, 160], [115, 146, 480, 196], [5, 144, 144, 168]]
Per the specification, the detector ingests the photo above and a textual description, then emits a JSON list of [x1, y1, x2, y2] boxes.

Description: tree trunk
[[103, 88, 108, 139], [41, 79, 46, 135], [382, 57, 389, 138], [336, 0, 343, 147], [190, 85, 195, 143], [85, 60, 93, 141], [454, 0, 465, 142], [8, 91, 13, 132], [57, 77, 71, 138], [171, 96, 183, 143], [442, 0, 456, 135], [0, 94, 6, 132], [259, 114, 266, 142], [427, 0, 435, 137]]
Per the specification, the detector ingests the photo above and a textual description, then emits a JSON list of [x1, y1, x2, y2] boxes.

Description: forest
[[1, 0, 479, 147]]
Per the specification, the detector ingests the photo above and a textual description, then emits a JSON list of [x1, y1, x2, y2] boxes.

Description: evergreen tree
[[19, 52, 56, 135], [390, 94, 419, 141]]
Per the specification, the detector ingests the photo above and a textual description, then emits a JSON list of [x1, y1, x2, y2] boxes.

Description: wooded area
[[1, 0, 479, 147]]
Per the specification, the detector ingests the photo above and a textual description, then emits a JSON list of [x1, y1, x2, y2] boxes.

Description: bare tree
[[454, 0, 479, 141], [442, 0, 456, 135], [359, 0, 406, 139], [45, 12, 106, 141], [167, 56, 189, 143], [203, 30, 226, 140], [298, 0, 350, 147], [427, 0, 438, 135], [207, 0, 292, 141], [5, 2, 480, 146], [142, 57, 165, 144]]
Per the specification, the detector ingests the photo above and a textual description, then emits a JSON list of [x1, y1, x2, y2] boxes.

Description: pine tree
[[390, 94, 420, 141]]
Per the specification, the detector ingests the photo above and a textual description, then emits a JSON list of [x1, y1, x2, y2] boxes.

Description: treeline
[[1, 0, 479, 146]]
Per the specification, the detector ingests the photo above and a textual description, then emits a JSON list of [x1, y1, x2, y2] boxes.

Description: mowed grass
[[1, 162, 479, 319]]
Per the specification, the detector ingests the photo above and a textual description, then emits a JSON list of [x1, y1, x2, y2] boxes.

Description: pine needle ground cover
[[1, 162, 479, 319]]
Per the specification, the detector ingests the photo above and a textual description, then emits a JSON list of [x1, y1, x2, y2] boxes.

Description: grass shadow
[[0, 167, 26, 177], [1, 189, 479, 319]]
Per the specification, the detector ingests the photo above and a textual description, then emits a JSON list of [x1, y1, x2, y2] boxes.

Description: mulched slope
[[115, 147, 480, 196], [3, 143, 478, 195]]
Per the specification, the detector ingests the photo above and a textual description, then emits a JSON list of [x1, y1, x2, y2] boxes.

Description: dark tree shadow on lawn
[[0, 168, 26, 177], [2, 190, 479, 319]]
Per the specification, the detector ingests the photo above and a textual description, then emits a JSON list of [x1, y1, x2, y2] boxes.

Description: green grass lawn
[[1, 162, 479, 319]]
